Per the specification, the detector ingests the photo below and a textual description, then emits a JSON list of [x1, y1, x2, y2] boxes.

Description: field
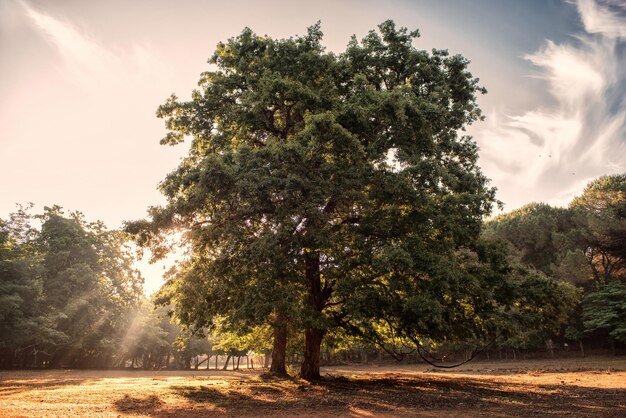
[[1, 357, 625, 417]]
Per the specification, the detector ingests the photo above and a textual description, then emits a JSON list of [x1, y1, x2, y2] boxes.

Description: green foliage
[[569, 174, 626, 285], [484, 203, 574, 276], [343, 236, 579, 353], [36, 207, 144, 366], [211, 323, 272, 354], [500, 267, 580, 349], [0, 206, 56, 355], [583, 281, 626, 343], [486, 174, 626, 350], [115, 303, 176, 368], [0, 206, 144, 368]]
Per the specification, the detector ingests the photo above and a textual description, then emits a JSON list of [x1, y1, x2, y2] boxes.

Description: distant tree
[[583, 281, 626, 345], [504, 266, 580, 349], [210, 324, 272, 370], [36, 207, 143, 367], [486, 175, 626, 353], [484, 203, 574, 276], [0, 206, 145, 368], [569, 174, 626, 285], [117, 303, 176, 369], [0, 206, 62, 368]]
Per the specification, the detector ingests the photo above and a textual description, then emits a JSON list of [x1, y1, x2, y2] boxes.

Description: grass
[[1, 357, 625, 417]]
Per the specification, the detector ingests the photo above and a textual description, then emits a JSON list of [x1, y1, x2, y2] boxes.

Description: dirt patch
[[1, 358, 625, 417]]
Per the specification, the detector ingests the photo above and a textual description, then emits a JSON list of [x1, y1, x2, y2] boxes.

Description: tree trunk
[[270, 319, 288, 375], [300, 327, 325, 380], [222, 355, 231, 370], [579, 340, 585, 358], [546, 339, 554, 358], [300, 251, 331, 380]]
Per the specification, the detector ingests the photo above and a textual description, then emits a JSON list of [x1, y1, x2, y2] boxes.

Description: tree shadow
[[114, 394, 164, 413], [112, 374, 626, 417], [312, 375, 626, 416], [0, 378, 91, 396]]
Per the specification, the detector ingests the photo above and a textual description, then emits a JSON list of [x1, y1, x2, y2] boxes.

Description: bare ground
[[1, 357, 625, 417]]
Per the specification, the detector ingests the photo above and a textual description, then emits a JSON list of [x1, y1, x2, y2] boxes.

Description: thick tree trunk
[[270, 313, 288, 375], [300, 251, 331, 380], [300, 327, 325, 380]]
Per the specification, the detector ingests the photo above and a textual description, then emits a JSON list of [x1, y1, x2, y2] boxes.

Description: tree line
[[485, 174, 626, 355], [0, 206, 271, 369]]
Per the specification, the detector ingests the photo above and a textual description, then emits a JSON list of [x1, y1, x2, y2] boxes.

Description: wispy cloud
[[20, 0, 170, 88], [576, 0, 626, 38], [21, 1, 109, 83], [477, 0, 626, 210]]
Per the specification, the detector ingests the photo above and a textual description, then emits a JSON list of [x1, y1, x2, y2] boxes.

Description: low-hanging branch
[[411, 337, 496, 369]]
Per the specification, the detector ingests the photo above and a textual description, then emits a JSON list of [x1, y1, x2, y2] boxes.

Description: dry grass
[[1, 357, 625, 417]]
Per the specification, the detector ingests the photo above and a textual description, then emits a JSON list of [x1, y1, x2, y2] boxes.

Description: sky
[[2, 0, 625, 294]]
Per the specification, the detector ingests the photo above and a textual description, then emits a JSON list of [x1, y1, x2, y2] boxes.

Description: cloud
[[14, 1, 184, 296], [21, 1, 109, 82], [576, 0, 626, 39], [20, 0, 170, 89], [476, 0, 626, 211]]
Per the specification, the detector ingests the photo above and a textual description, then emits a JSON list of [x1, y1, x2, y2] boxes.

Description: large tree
[[131, 21, 503, 379]]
